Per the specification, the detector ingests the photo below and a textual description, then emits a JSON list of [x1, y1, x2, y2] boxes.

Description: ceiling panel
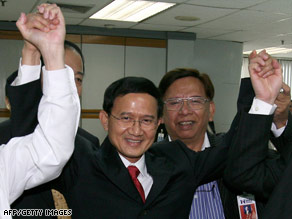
[[198, 9, 290, 30], [185, 0, 267, 9], [0, 0, 37, 21], [36, 0, 112, 19], [248, 0, 292, 15], [143, 4, 237, 26]]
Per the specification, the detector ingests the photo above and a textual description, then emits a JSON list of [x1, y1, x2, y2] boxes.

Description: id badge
[[237, 194, 258, 219]]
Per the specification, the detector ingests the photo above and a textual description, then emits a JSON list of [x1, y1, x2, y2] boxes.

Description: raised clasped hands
[[248, 50, 283, 105], [16, 3, 65, 70]]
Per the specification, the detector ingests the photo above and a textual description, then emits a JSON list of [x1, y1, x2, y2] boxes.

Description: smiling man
[[158, 66, 290, 219]]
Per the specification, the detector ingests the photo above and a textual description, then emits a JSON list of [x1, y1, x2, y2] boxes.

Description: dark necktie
[[128, 166, 145, 203]]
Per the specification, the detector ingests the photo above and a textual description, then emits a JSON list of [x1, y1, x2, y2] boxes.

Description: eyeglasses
[[164, 97, 210, 111], [110, 114, 157, 130]]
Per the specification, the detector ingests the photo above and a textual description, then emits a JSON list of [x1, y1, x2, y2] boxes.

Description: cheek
[[165, 111, 177, 123]]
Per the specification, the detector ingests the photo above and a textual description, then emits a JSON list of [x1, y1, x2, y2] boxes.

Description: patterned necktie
[[128, 166, 145, 203]]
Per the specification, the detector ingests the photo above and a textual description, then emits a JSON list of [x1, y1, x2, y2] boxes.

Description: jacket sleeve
[[224, 110, 287, 200]]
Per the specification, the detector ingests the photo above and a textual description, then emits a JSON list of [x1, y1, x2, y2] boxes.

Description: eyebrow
[[120, 112, 155, 119], [76, 71, 84, 76]]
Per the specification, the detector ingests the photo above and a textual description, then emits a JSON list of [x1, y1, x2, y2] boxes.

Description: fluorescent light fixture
[[90, 0, 175, 22], [243, 47, 292, 55]]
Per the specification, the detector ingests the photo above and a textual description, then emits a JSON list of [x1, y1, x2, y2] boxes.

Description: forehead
[[165, 76, 206, 98], [112, 93, 157, 116]]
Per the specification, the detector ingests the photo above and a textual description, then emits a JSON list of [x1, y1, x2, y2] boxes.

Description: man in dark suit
[[5, 12, 285, 218], [53, 53, 284, 218], [0, 13, 99, 218], [225, 52, 292, 219], [158, 68, 238, 219]]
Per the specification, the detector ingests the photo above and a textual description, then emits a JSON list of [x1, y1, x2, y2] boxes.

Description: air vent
[[47, 1, 94, 14]]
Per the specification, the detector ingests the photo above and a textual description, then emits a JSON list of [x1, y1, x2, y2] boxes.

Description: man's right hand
[[249, 50, 283, 105]]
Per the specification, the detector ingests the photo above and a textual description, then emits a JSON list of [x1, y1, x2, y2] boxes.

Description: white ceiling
[[1, 0, 292, 57]]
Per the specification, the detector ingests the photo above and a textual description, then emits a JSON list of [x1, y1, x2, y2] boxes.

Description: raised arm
[[224, 50, 287, 199], [0, 3, 80, 209]]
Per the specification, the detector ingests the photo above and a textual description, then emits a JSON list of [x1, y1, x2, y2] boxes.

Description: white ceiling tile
[[185, 0, 267, 9], [36, 0, 113, 19], [198, 9, 290, 30], [0, 0, 37, 21], [144, 4, 237, 26], [249, 0, 292, 15]]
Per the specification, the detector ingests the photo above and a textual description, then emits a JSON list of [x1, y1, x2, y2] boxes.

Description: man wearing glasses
[[53, 49, 282, 218], [158, 68, 235, 219], [158, 67, 288, 219]]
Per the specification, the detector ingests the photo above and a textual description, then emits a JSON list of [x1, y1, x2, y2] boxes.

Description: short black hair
[[159, 68, 215, 100], [103, 77, 163, 118], [64, 40, 85, 74]]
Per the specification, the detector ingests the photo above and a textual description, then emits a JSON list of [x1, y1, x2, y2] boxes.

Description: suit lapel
[[95, 137, 145, 204], [144, 151, 173, 206]]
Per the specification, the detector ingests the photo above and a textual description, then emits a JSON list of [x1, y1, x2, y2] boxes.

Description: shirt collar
[[119, 154, 147, 177], [168, 132, 210, 151]]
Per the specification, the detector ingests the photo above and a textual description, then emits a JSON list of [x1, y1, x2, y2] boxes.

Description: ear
[[161, 116, 165, 124], [208, 101, 215, 122], [157, 118, 162, 127], [99, 110, 109, 131]]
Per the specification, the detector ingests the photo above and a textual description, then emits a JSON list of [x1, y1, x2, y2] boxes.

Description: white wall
[[193, 39, 243, 133], [167, 38, 243, 133]]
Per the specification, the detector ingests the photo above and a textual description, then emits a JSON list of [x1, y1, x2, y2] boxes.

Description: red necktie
[[128, 166, 145, 203]]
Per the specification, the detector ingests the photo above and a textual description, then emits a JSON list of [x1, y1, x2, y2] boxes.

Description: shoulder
[[77, 127, 100, 148]]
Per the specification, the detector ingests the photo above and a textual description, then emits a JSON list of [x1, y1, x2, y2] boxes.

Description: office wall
[[0, 35, 243, 140], [167, 38, 243, 133], [193, 39, 243, 133], [81, 43, 166, 141]]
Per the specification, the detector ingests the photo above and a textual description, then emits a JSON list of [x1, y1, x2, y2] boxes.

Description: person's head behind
[[64, 40, 84, 97], [100, 77, 162, 163], [39, 40, 84, 97], [158, 68, 215, 150]]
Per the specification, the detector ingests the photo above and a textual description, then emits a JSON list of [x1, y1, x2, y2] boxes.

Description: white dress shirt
[[119, 154, 153, 198], [0, 64, 80, 219]]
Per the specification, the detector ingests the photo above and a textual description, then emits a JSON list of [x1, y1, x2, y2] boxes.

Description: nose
[[128, 120, 143, 136], [179, 100, 191, 115]]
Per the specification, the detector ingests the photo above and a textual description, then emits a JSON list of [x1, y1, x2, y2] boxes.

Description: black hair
[[64, 40, 85, 74], [159, 68, 215, 100], [103, 77, 163, 118]]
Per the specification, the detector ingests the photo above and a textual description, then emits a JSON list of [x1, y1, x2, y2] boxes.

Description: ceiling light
[[243, 47, 292, 55], [90, 0, 175, 22]]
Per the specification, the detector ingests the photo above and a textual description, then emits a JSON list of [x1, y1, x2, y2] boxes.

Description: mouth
[[177, 121, 194, 129], [125, 138, 143, 145]]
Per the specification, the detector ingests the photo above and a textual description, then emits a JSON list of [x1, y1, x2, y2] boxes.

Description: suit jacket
[[224, 108, 292, 219], [2, 73, 99, 218], [54, 133, 236, 218]]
